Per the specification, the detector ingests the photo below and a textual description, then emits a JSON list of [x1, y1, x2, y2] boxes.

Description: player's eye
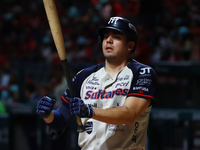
[[103, 34, 110, 39], [113, 34, 122, 39]]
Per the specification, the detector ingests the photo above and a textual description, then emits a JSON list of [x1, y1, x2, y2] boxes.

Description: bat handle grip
[[61, 59, 85, 133]]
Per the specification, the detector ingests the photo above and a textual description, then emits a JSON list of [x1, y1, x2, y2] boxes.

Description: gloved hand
[[69, 97, 94, 118], [36, 96, 56, 118]]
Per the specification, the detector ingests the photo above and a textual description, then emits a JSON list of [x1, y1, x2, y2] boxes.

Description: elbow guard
[[45, 125, 66, 140]]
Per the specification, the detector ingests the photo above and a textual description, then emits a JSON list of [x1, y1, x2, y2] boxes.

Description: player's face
[[102, 29, 133, 62]]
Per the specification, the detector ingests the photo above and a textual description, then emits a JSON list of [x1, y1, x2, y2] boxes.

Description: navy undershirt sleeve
[[47, 104, 74, 131]]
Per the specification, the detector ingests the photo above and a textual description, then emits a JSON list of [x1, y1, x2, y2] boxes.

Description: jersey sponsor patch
[[85, 89, 129, 100], [85, 121, 93, 134], [133, 86, 149, 92], [87, 77, 100, 85], [115, 81, 129, 88], [136, 79, 152, 86], [108, 124, 124, 132], [138, 73, 151, 78], [116, 75, 130, 81], [132, 122, 139, 142], [112, 100, 122, 107]]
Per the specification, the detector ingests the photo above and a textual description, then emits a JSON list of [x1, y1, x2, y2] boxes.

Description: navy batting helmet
[[97, 16, 138, 53]]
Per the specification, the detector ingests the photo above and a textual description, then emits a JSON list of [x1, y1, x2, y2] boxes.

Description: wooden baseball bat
[[43, 0, 85, 133]]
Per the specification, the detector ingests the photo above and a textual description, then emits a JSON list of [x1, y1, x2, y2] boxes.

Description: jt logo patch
[[139, 67, 151, 74], [108, 17, 120, 24]]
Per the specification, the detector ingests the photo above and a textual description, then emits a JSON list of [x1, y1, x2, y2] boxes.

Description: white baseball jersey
[[65, 59, 157, 150]]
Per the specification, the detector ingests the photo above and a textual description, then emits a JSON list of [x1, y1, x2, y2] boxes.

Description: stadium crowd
[[0, 0, 200, 149], [0, 0, 200, 108]]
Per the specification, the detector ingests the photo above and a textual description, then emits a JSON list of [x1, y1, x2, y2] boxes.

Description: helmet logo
[[129, 23, 137, 33], [108, 17, 120, 25]]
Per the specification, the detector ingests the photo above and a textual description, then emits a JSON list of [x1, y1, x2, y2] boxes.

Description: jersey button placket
[[106, 76, 110, 80]]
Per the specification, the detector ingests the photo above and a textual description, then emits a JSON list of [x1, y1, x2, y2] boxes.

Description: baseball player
[[36, 16, 157, 150]]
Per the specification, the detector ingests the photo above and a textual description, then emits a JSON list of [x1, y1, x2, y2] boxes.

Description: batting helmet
[[97, 16, 138, 53]]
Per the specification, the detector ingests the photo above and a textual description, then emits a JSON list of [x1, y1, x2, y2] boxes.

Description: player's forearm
[[43, 111, 54, 123], [92, 97, 151, 125], [92, 106, 136, 125]]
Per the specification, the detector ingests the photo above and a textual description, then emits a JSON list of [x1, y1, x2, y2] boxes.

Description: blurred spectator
[[131, 26, 151, 65], [24, 83, 40, 104], [190, 37, 200, 61], [54, 76, 68, 107], [1, 74, 19, 104], [0, 65, 19, 106], [40, 34, 54, 63], [1, 0, 200, 108], [100, 2, 112, 20], [1, 0, 200, 107], [66, 2, 80, 19], [1, 0, 200, 149], [1, 0, 200, 75], [38, 83, 54, 98], [0, 63, 12, 89]]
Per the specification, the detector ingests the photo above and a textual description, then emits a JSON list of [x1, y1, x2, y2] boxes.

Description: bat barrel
[[43, 0, 85, 133]]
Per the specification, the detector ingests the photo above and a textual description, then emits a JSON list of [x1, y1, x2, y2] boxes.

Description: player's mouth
[[105, 46, 113, 51]]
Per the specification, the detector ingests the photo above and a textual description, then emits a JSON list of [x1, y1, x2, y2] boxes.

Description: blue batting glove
[[69, 97, 94, 118], [36, 96, 56, 118]]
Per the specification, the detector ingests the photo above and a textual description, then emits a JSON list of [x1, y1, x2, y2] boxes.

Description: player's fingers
[[42, 96, 56, 103], [69, 99, 80, 108], [73, 110, 80, 116], [37, 105, 52, 111], [69, 104, 79, 111], [70, 97, 83, 104], [69, 107, 75, 115], [69, 102, 75, 109], [39, 100, 54, 107], [36, 110, 46, 115], [69, 105, 81, 115], [73, 106, 80, 112], [69, 98, 77, 103]]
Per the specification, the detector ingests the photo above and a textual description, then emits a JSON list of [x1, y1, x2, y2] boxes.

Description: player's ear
[[128, 41, 135, 52]]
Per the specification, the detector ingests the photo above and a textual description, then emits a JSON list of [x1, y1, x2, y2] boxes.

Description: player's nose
[[106, 35, 113, 44]]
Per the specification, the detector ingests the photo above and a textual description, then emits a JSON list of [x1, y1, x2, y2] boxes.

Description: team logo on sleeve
[[139, 67, 151, 74]]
